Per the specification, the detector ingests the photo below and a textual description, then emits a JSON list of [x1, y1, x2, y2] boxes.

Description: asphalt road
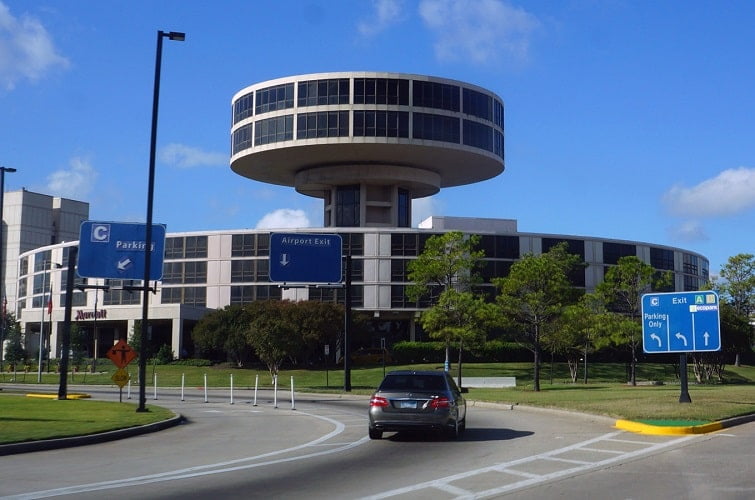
[[1, 385, 753, 499]]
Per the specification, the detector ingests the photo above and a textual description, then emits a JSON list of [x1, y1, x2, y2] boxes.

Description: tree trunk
[[456, 338, 464, 388], [629, 347, 637, 386]]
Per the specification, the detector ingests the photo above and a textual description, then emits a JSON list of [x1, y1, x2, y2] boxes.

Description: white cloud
[[46, 157, 97, 200], [255, 209, 311, 229], [663, 167, 755, 217], [0, 1, 69, 90], [412, 196, 443, 226], [159, 143, 226, 168], [667, 219, 709, 243], [358, 0, 405, 37], [419, 0, 539, 64]]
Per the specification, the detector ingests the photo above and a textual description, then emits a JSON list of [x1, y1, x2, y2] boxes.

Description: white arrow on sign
[[675, 332, 688, 346], [650, 333, 662, 347], [703, 331, 710, 346], [279, 253, 290, 267], [117, 257, 133, 271]]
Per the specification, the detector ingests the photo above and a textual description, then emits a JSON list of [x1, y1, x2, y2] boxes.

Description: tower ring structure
[[231, 72, 504, 227]]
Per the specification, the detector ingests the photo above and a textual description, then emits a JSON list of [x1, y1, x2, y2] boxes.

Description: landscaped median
[[0, 392, 179, 455]]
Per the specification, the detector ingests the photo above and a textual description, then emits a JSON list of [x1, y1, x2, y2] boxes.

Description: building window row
[[254, 115, 294, 146], [297, 111, 349, 139], [165, 236, 208, 259], [162, 286, 206, 306], [230, 285, 282, 304], [353, 110, 409, 138], [413, 112, 460, 143], [354, 78, 409, 105], [103, 279, 141, 305], [255, 83, 294, 114], [650, 247, 675, 271], [163, 261, 207, 285], [298, 78, 350, 107], [234, 77, 502, 128], [233, 92, 253, 124], [413, 80, 460, 112], [231, 233, 270, 257], [233, 110, 501, 153], [230, 259, 269, 282]]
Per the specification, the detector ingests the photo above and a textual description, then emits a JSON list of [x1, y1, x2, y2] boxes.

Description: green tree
[[3, 316, 25, 371], [192, 305, 253, 366], [717, 253, 755, 366], [406, 231, 484, 371], [419, 289, 494, 387], [551, 293, 609, 383], [493, 243, 582, 391], [294, 301, 344, 363], [597, 256, 672, 386], [246, 300, 302, 381]]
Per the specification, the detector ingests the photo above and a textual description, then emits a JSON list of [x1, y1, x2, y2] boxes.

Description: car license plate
[[398, 400, 416, 409]]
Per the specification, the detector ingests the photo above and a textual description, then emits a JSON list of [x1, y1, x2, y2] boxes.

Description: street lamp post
[[138, 30, 185, 413], [0, 166, 16, 373], [37, 261, 61, 383]]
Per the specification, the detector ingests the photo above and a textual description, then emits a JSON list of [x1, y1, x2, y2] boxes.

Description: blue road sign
[[641, 291, 721, 353], [77, 221, 166, 280], [269, 233, 342, 283]]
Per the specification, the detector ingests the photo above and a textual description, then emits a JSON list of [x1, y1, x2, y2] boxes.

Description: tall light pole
[[37, 260, 61, 383], [0, 166, 16, 373], [138, 30, 185, 413]]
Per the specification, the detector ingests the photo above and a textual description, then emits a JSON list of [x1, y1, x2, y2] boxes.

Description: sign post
[[641, 291, 721, 403]]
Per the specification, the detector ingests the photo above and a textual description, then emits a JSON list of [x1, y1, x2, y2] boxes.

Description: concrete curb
[[0, 413, 184, 457], [615, 412, 755, 435]]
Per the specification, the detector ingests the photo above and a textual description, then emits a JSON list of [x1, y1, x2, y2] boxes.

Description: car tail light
[[429, 397, 451, 409], [370, 396, 389, 407]]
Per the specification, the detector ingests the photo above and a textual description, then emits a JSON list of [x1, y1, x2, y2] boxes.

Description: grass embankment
[[0, 397, 173, 445], [1, 362, 753, 445]]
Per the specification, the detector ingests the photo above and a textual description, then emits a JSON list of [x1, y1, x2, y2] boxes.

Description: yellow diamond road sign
[[112, 368, 130, 388]]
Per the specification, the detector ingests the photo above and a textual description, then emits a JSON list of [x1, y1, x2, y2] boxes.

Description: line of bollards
[[126, 373, 297, 409]]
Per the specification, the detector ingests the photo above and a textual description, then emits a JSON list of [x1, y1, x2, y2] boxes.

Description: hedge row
[[391, 340, 533, 364]]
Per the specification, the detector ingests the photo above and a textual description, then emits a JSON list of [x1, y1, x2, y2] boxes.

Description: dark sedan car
[[368, 370, 467, 440]]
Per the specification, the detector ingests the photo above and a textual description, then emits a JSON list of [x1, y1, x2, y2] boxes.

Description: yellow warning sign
[[111, 368, 130, 388]]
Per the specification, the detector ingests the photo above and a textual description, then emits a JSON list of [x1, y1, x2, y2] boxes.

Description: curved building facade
[[17, 219, 709, 361], [231, 72, 504, 228]]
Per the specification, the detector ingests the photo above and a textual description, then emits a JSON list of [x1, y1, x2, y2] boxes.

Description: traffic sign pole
[[679, 354, 691, 403]]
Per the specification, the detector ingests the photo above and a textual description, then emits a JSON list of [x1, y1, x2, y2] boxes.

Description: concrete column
[[171, 318, 183, 359]]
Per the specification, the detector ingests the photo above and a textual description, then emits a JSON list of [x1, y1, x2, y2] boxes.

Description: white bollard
[[181, 373, 185, 401], [153, 373, 158, 400], [274, 374, 278, 409], [253, 374, 259, 406], [230, 374, 234, 405], [204, 373, 208, 403], [127, 379, 132, 399], [290, 376, 296, 410]]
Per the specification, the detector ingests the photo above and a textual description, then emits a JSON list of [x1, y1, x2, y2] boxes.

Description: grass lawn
[[1, 361, 753, 445], [0, 396, 174, 445]]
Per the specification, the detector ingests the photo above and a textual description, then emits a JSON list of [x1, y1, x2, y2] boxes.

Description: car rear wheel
[[445, 419, 460, 440], [369, 427, 383, 440]]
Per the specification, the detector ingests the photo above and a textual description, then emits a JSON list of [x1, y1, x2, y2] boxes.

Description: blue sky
[[1, 0, 754, 276]]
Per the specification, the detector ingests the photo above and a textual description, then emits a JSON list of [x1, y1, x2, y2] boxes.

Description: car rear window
[[379, 374, 447, 391]]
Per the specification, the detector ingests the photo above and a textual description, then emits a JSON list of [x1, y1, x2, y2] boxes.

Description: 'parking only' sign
[[641, 291, 721, 353]]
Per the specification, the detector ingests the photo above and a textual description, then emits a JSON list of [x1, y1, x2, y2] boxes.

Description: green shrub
[[170, 358, 213, 367], [392, 340, 531, 364]]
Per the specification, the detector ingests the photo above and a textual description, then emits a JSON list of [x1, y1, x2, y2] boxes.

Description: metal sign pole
[[679, 354, 691, 403]]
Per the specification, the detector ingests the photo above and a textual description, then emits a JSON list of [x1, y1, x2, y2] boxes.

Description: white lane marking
[[361, 432, 695, 500], [4, 410, 367, 500]]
